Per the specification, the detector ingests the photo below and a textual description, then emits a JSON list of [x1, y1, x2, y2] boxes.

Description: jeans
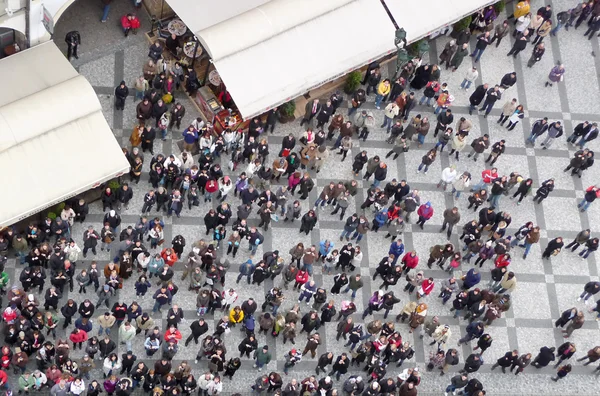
[[419, 96, 433, 106], [417, 163, 429, 172], [566, 134, 578, 144], [445, 384, 457, 393], [351, 232, 363, 242], [489, 194, 501, 209], [204, 191, 213, 202], [480, 101, 494, 115], [470, 180, 487, 192], [382, 116, 393, 132], [522, 242, 532, 257], [375, 94, 384, 108], [314, 198, 326, 208], [98, 326, 111, 336], [576, 137, 587, 149], [551, 23, 562, 35], [343, 286, 357, 299], [578, 199, 592, 211], [451, 187, 462, 198], [579, 249, 593, 259], [249, 243, 259, 255], [372, 179, 381, 188], [580, 291, 593, 301], [152, 301, 164, 312], [527, 133, 539, 144], [101, 4, 110, 21], [17, 251, 26, 264], [417, 134, 425, 145], [542, 136, 555, 147], [461, 79, 472, 89], [135, 89, 145, 101], [340, 229, 353, 240], [434, 106, 443, 115], [471, 47, 485, 62]]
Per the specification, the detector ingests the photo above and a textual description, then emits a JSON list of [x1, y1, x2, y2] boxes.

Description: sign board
[[42, 6, 54, 35]]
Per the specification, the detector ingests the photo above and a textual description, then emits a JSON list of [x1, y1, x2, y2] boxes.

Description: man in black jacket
[[434, 109, 454, 137], [479, 85, 502, 117], [65, 31, 81, 60], [184, 317, 208, 346], [468, 84, 488, 115]]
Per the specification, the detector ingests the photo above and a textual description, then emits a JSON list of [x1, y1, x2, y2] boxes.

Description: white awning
[[168, 0, 494, 120], [0, 41, 130, 227]]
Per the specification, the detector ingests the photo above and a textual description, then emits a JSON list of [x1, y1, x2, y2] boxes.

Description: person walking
[[491, 350, 519, 373], [545, 64, 565, 87], [578, 186, 600, 212]]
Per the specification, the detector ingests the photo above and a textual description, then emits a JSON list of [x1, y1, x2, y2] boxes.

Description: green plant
[[54, 202, 66, 213], [344, 71, 362, 94], [108, 180, 121, 191], [453, 15, 472, 33], [494, 0, 505, 14], [279, 101, 296, 118], [47, 212, 57, 220], [408, 39, 429, 57]]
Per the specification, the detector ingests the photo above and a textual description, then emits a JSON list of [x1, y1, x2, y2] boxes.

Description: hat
[[425, 202, 431, 208], [104, 285, 110, 291], [262, 345, 269, 350], [291, 349, 297, 354], [356, 376, 362, 382]]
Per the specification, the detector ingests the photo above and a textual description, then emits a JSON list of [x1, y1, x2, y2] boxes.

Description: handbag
[[158, 239, 165, 246]]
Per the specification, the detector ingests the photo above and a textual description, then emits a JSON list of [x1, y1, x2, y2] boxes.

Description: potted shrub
[[344, 71, 362, 95], [451, 15, 472, 37], [278, 101, 296, 123], [47, 212, 57, 221], [108, 180, 121, 191], [494, 0, 506, 14]]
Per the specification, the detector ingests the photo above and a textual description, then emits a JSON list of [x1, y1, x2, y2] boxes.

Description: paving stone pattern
[[25, 0, 600, 395]]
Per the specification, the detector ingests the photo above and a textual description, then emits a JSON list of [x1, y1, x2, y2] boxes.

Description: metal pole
[[191, 39, 199, 68], [25, 0, 31, 48], [379, 0, 399, 29], [160, 0, 164, 20]]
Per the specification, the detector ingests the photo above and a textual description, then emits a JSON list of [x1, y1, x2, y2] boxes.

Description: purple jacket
[[548, 66, 565, 82]]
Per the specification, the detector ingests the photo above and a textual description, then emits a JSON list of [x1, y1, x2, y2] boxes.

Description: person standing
[[552, 364, 572, 381], [470, 31, 491, 62], [527, 117, 549, 145], [583, 15, 600, 40], [301, 99, 321, 128], [485, 140, 506, 166], [545, 64, 565, 87], [542, 237, 564, 259], [541, 121, 563, 149], [578, 186, 600, 212], [507, 30, 529, 58], [440, 207, 460, 239], [460, 67, 478, 90], [101, 0, 112, 23], [490, 20, 510, 46], [468, 83, 487, 115], [532, 19, 552, 45], [527, 43, 545, 68], [479, 85, 502, 117], [65, 31, 81, 61]]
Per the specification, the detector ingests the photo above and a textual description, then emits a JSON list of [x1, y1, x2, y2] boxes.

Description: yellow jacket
[[513, 1, 530, 19], [377, 82, 390, 96], [229, 308, 244, 324]]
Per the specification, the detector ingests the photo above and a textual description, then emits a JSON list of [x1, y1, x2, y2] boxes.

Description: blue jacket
[[465, 322, 484, 338], [388, 242, 405, 258], [463, 268, 481, 288], [374, 210, 388, 226], [239, 260, 255, 275], [319, 241, 334, 256]]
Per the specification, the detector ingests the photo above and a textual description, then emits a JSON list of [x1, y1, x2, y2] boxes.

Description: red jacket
[[161, 249, 178, 266], [481, 169, 498, 184], [69, 330, 88, 344], [0, 369, 7, 385], [295, 270, 309, 284], [205, 180, 218, 193], [387, 206, 402, 221], [494, 254, 511, 268], [121, 16, 141, 29], [417, 204, 434, 219], [164, 329, 182, 343], [420, 279, 435, 295], [401, 253, 419, 269]]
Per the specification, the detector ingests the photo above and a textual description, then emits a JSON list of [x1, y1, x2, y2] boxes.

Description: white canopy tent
[[0, 41, 130, 227], [167, 0, 495, 120]]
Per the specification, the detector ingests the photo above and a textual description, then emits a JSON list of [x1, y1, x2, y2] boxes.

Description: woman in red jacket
[[494, 253, 511, 268], [294, 270, 310, 291], [416, 202, 434, 229], [69, 328, 88, 350], [417, 277, 435, 300], [401, 251, 419, 274], [161, 248, 178, 267]]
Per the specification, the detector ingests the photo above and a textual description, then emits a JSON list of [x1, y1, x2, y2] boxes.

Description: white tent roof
[[0, 41, 130, 227], [168, 0, 493, 120]]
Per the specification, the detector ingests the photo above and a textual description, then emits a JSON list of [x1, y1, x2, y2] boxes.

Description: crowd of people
[[11, 0, 600, 395]]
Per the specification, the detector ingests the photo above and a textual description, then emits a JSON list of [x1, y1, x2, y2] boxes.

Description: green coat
[[254, 349, 272, 365], [450, 47, 469, 69], [18, 375, 35, 391]]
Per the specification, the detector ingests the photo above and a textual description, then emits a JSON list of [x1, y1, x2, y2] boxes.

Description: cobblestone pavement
[[15, 0, 600, 395]]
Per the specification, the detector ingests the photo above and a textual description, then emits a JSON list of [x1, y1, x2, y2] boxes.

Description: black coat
[[469, 85, 487, 106]]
